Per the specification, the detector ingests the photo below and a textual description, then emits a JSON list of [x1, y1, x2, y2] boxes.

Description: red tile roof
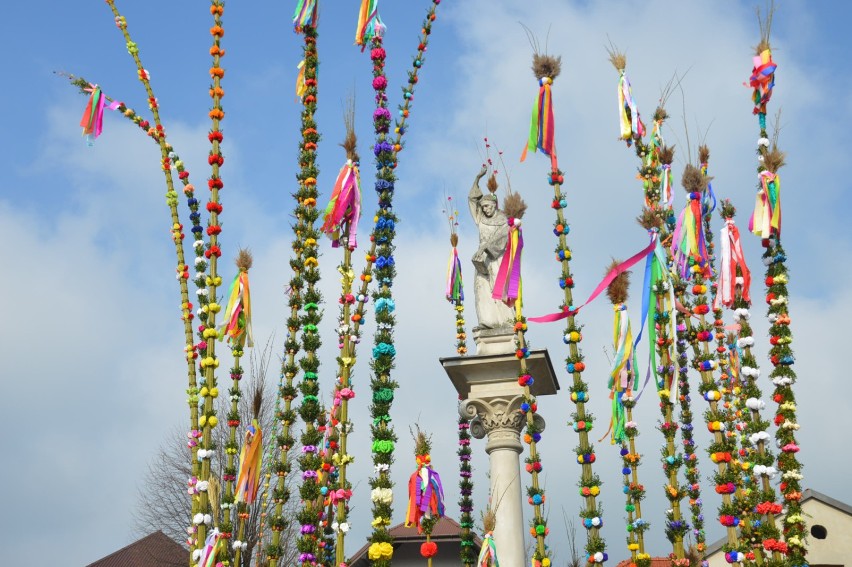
[[86, 531, 187, 567]]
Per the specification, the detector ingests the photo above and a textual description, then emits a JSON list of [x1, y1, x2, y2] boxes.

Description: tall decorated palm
[[320, 99, 362, 565], [746, 10, 807, 564], [443, 194, 476, 566], [606, 48, 689, 562], [716, 199, 783, 565], [290, 4, 327, 563], [405, 429, 446, 566], [363, 3, 445, 564], [523, 44, 607, 565], [602, 263, 651, 566]]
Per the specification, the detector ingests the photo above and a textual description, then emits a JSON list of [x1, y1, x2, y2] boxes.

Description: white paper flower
[[232, 540, 242, 550], [192, 549, 202, 561], [737, 337, 754, 349], [758, 137, 770, 147], [197, 481, 209, 491], [375, 463, 389, 473], [203, 514, 212, 525], [195, 257, 207, 266], [745, 398, 765, 410], [241, 542, 248, 550], [763, 256, 773, 266], [193, 513, 204, 525], [197, 288, 209, 297], [594, 552, 604, 562]]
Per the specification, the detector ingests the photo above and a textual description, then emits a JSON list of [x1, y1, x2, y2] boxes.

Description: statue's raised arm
[[468, 164, 489, 225], [467, 166, 514, 333]]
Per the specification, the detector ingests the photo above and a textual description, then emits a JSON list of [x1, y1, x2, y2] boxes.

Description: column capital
[[460, 396, 545, 454]]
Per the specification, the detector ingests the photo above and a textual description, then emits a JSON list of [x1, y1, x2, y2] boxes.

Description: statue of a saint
[[469, 165, 515, 331]]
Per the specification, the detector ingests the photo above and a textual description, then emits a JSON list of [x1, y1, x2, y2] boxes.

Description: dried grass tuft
[[636, 208, 664, 231], [341, 95, 359, 163], [606, 44, 627, 72], [698, 144, 710, 165], [763, 145, 786, 173], [450, 233, 459, 248], [653, 106, 669, 122], [482, 507, 497, 533], [412, 425, 432, 456], [681, 163, 710, 193], [532, 53, 562, 81], [236, 248, 253, 271], [755, 1, 775, 54], [605, 259, 630, 305], [659, 144, 675, 166], [502, 192, 528, 220], [486, 173, 499, 194]]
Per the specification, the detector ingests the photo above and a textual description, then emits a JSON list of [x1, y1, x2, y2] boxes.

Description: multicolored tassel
[[714, 218, 751, 309], [521, 78, 555, 161], [671, 193, 711, 280], [477, 532, 500, 567], [292, 0, 318, 32], [404, 454, 445, 531], [749, 170, 781, 239], [295, 60, 307, 98], [355, 0, 385, 48], [749, 49, 777, 115], [618, 72, 645, 145], [199, 528, 224, 567], [642, 234, 677, 395], [446, 245, 464, 302], [491, 218, 523, 306], [605, 305, 638, 444], [234, 419, 263, 504], [219, 267, 253, 348], [79, 85, 119, 145], [321, 159, 362, 249]]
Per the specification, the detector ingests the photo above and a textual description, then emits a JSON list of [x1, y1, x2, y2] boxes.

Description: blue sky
[[2, 1, 850, 565]]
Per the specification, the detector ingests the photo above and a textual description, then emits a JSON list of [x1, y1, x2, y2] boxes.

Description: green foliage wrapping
[[550, 161, 605, 562], [364, 4, 442, 565], [292, 25, 325, 566]]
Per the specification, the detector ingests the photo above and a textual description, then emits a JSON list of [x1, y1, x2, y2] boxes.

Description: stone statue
[[469, 165, 515, 332]]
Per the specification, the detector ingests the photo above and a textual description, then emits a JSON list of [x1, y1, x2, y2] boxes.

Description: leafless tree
[[133, 339, 300, 566]]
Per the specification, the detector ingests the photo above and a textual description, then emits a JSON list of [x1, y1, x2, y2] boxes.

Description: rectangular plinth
[[440, 349, 560, 400]]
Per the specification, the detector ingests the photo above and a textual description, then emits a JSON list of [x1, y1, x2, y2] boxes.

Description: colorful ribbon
[[199, 528, 224, 567], [749, 170, 781, 239], [521, 77, 555, 162], [219, 269, 253, 348], [671, 193, 712, 280], [292, 0, 318, 32], [636, 234, 677, 399], [749, 49, 777, 115], [492, 219, 523, 307], [446, 246, 464, 302], [618, 71, 645, 144], [234, 420, 263, 504], [321, 159, 362, 249], [477, 532, 500, 567], [405, 459, 445, 531], [295, 59, 307, 98], [355, 0, 385, 48], [714, 218, 751, 309], [601, 304, 638, 444], [529, 233, 657, 323], [79, 85, 121, 145]]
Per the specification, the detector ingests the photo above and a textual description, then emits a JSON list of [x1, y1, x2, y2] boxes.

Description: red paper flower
[[420, 542, 438, 558]]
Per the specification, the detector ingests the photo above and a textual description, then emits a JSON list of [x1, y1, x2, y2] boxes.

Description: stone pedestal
[[441, 350, 558, 567]]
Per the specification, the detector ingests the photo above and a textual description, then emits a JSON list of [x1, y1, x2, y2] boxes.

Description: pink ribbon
[[491, 220, 523, 306], [529, 233, 657, 323]]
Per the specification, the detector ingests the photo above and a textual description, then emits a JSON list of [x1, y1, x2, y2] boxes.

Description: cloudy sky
[[2, 1, 849, 565]]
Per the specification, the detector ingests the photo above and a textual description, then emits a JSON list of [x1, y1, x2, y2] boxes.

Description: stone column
[[460, 395, 545, 567]]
